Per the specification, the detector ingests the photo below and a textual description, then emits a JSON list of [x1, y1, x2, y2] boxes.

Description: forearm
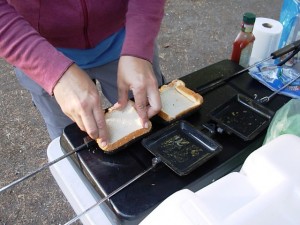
[[121, 0, 166, 62], [0, 0, 73, 95]]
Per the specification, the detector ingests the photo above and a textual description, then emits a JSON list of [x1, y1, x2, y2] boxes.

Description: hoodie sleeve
[[0, 0, 73, 95], [121, 0, 165, 63]]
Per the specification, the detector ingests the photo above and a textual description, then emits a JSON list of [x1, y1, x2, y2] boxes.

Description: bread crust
[[96, 101, 152, 152], [158, 79, 203, 122], [98, 125, 152, 152]]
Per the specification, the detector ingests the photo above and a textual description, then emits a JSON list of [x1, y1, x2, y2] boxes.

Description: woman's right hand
[[53, 64, 108, 146]]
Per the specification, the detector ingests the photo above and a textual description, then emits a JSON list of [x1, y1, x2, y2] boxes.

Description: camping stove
[[59, 60, 290, 225]]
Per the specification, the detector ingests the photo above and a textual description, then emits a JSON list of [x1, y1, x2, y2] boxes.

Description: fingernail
[[112, 102, 120, 110], [144, 121, 149, 129], [101, 141, 107, 147]]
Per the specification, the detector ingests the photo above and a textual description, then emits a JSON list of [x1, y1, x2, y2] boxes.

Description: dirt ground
[[0, 0, 282, 224]]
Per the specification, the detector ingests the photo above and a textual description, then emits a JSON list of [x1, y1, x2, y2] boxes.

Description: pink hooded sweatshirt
[[0, 0, 165, 94]]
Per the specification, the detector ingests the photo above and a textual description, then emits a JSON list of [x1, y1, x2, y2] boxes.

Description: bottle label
[[239, 43, 253, 67], [242, 24, 254, 33]]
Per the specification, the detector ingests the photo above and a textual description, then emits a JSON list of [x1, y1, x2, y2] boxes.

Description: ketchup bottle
[[231, 12, 256, 67]]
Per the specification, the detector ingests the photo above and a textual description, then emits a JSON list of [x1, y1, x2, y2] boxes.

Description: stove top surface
[[60, 60, 290, 225]]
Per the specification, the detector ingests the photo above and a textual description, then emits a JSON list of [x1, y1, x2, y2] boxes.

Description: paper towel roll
[[249, 17, 283, 65]]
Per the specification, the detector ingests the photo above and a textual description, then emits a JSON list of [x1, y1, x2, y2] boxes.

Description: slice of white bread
[[97, 100, 152, 152], [158, 79, 203, 122]]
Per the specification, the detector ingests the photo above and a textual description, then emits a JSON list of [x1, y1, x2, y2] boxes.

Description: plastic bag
[[278, 0, 300, 66], [264, 99, 300, 144], [249, 62, 300, 99], [279, 0, 300, 48]]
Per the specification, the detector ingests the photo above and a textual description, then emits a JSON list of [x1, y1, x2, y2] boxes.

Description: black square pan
[[210, 94, 274, 141], [142, 120, 222, 176]]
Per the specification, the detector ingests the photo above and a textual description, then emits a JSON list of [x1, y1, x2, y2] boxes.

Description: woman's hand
[[53, 64, 108, 145], [116, 56, 162, 128]]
